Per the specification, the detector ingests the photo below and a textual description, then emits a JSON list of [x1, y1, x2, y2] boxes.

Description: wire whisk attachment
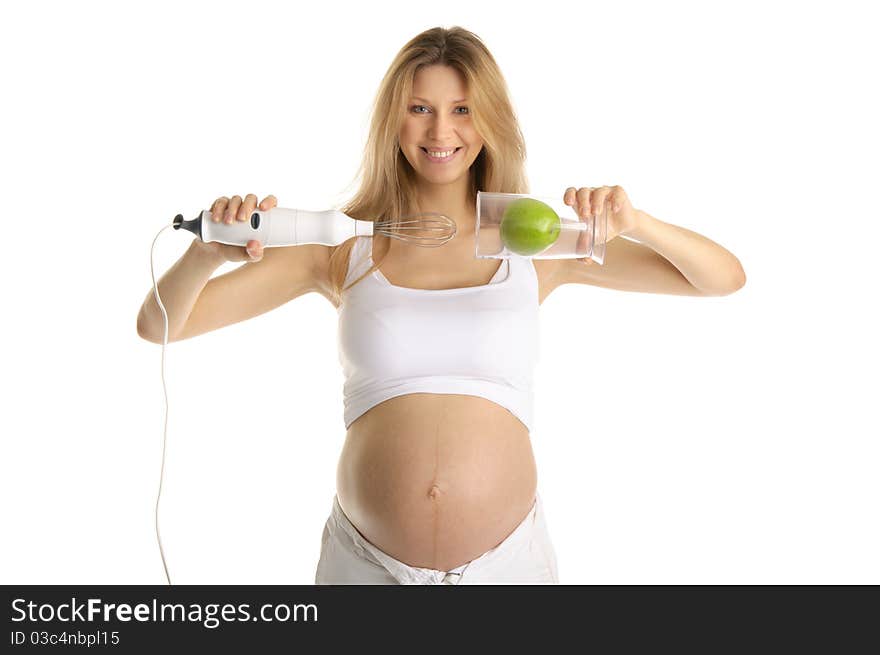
[[372, 212, 457, 247]]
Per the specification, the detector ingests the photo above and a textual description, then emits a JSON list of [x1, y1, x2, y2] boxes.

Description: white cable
[[150, 224, 177, 585]]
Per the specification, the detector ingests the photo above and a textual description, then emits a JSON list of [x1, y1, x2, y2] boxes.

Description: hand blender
[[173, 207, 458, 247]]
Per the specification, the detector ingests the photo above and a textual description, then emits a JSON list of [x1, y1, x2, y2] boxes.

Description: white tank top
[[337, 236, 540, 432]]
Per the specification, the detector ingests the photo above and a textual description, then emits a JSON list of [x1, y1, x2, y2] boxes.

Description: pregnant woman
[[136, 26, 746, 584]]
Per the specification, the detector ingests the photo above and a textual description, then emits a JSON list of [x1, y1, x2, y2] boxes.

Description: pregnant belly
[[335, 393, 538, 572]]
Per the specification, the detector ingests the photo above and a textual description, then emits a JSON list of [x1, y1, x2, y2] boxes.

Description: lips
[[420, 146, 462, 163]]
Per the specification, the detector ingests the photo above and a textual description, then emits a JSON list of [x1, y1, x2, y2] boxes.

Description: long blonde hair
[[327, 25, 530, 306]]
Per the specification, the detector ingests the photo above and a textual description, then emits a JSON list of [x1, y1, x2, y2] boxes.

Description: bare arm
[[137, 238, 327, 344], [136, 240, 226, 343]]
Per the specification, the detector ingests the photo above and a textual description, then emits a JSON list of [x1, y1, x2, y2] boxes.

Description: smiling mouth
[[419, 146, 462, 162]]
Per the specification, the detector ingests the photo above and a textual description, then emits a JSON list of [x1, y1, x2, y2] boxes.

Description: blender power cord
[[149, 223, 177, 585]]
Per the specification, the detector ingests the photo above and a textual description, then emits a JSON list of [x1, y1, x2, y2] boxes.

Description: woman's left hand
[[563, 185, 640, 261]]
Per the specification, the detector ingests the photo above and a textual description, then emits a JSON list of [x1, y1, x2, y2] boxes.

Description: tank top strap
[[343, 236, 373, 288], [508, 250, 539, 289]]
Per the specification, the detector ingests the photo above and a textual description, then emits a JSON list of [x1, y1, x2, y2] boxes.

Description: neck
[[411, 198, 476, 241], [412, 172, 475, 217]]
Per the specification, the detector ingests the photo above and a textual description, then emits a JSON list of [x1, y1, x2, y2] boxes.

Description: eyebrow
[[411, 96, 468, 103]]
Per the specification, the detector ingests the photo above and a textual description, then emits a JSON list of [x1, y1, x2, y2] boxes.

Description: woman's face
[[398, 65, 484, 185]]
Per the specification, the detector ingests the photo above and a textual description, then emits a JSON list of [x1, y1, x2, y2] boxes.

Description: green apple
[[499, 198, 561, 256]]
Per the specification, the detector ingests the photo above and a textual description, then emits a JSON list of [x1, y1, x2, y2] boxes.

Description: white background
[[1, 0, 877, 585]]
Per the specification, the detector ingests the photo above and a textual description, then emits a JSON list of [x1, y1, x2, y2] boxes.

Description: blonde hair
[[327, 25, 530, 306]]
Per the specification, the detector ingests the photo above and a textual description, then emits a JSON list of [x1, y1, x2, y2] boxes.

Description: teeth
[[426, 149, 455, 158]]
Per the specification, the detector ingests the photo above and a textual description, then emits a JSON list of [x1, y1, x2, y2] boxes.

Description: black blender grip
[[172, 212, 203, 241]]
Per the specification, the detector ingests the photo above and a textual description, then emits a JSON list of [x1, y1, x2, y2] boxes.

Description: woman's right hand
[[192, 193, 277, 263]]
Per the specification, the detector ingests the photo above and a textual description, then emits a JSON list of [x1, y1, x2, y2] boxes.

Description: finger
[[239, 193, 258, 221], [211, 196, 229, 222], [565, 187, 591, 220], [575, 187, 592, 217], [225, 195, 243, 223], [608, 185, 622, 212], [591, 187, 613, 217], [259, 194, 277, 210], [246, 239, 263, 261]]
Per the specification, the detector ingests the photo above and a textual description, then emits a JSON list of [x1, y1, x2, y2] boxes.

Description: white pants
[[314, 492, 559, 585]]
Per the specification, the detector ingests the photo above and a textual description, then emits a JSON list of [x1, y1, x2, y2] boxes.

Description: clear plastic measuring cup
[[475, 191, 608, 264]]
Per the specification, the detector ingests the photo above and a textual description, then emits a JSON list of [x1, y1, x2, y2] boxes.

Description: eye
[[410, 105, 470, 114]]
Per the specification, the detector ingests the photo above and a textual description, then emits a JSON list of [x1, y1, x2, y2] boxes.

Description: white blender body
[[175, 208, 376, 247]]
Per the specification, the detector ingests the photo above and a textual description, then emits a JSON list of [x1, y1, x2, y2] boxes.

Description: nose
[[427, 113, 456, 141]]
